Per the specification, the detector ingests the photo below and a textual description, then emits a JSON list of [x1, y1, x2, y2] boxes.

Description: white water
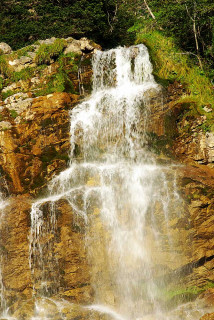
[[18, 45, 204, 319]]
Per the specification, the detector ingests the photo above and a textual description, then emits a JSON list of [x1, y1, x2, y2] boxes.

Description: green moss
[[30, 175, 46, 191], [10, 109, 18, 119], [41, 146, 69, 166], [164, 281, 214, 302], [0, 77, 3, 90]]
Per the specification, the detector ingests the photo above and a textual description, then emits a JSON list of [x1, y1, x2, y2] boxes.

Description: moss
[[9, 109, 18, 119], [41, 146, 69, 166], [0, 77, 3, 90], [147, 132, 173, 157], [40, 118, 55, 127], [30, 175, 46, 192]]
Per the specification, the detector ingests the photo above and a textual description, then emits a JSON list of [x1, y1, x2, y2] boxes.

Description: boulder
[[8, 56, 36, 72], [0, 42, 12, 54]]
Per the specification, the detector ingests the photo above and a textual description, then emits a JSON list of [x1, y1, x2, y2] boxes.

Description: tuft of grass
[[35, 39, 67, 65], [135, 30, 214, 132], [1, 90, 15, 100], [11, 67, 35, 82], [0, 77, 3, 90], [34, 51, 80, 97], [0, 55, 12, 77]]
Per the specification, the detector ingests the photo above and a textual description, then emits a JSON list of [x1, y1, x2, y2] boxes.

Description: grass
[[34, 51, 80, 97], [0, 55, 12, 77], [135, 30, 214, 132], [0, 39, 80, 97], [1, 90, 15, 100], [35, 38, 67, 65], [11, 67, 35, 82]]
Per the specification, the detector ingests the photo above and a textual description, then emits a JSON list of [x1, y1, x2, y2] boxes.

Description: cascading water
[[25, 44, 206, 320]]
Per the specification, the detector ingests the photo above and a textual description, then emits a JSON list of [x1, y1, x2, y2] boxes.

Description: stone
[[206, 132, 214, 163], [203, 106, 212, 113], [0, 42, 12, 54], [64, 40, 82, 55], [38, 37, 56, 45], [0, 121, 12, 130], [9, 56, 36, 72], [2, 82, 18, 93], [200, 313, 214, 320]]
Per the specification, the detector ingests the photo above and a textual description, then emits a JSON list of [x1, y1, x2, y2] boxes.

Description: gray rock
[[2, 82, 18, 93], [0, 121, 12, 130], [203, 106, 212, 113], [8, 56, 36, 72], [64, 40, 82, 55], [79, 37, 94, 52], [38, 37, 56, 45], [206, 132, 214, 162], [0, 42, 12, 54]]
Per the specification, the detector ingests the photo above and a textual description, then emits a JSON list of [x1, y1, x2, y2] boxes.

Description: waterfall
[[26, 44, 200, 320]]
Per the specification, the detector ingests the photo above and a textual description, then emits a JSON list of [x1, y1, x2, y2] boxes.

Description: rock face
[[0, 39, 214, 318], [0, 92, 72, 194], [0, 38, 96, 316]]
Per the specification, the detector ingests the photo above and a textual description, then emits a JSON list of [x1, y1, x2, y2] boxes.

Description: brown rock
[[200, 313, 214, 320]]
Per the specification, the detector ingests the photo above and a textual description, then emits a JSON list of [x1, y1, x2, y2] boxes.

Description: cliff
[[0, 37, 213, 319]]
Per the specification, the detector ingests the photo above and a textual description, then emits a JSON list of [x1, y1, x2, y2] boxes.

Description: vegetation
[[35, 39, 66, 64], [0, 0, 135, 50], [0, 1, 213, 131], [134, 30, 214, 132]]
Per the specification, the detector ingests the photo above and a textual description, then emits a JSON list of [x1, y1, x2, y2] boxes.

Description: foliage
[[0, 0, 135, 50], [134, 30, 214, 132], [128, 0, 214, 78], [34, 52, 80, 96], [35, 39, 66, 65], [163, 281, 214, 302]]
